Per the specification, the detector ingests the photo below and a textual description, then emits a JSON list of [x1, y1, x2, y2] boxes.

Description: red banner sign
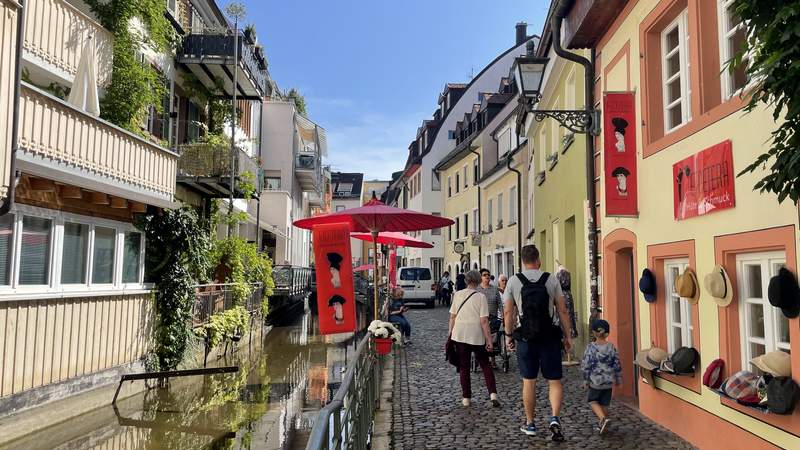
[[673, 140, 736, 220], [603, 92, 638, 216], [312, 223, 357, 334], [389, 249, 397, 289]]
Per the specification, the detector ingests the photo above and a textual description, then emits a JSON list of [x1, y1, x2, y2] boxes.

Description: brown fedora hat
[[675, 268, 700, 305], [704, 265, 733, 307]]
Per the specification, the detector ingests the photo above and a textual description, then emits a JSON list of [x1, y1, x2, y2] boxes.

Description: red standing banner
[[312, 223, 357, 334], [603, 92, 638, 216], [673, 140, 735, 220], [389, 249, 397, 289]]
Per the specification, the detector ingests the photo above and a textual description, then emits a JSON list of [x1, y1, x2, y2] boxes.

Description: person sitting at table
[[388, 287, 411, 345]]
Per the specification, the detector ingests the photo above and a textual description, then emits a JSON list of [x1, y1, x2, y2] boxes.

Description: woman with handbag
[[447, 269, 501, 408]]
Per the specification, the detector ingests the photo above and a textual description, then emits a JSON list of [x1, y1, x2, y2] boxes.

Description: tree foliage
[[733, 1, 800, 203], [286, 88, 307, 116]]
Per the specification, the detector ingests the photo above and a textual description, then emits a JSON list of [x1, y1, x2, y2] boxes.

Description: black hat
[[328, 294, 346, 306], [766, 376, 800, 415], [639, 268, 657, 303], [612, 117, 629, 135], [612, 166, 631, 177], [768, 267, 800, 319], [671, 347, 699, 374], [591, 319, 610, 335], [327, 252, 343, 270]]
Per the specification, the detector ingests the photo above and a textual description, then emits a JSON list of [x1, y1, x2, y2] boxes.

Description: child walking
[[581, 319, 622, 435]]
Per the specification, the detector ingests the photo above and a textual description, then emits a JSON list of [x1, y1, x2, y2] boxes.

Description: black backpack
[[514, 272, 560, 341]]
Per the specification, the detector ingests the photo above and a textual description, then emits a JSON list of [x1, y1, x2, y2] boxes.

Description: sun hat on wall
[[639, 268, 657, 303], [635, 347, 668, 371], [704, 264, 733, 307], [675, 267, 700, 305]]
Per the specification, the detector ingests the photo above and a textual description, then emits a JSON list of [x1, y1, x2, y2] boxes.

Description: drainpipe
[[255, 100, 264, 250], [552, 0, 600, 318], [468, 148, 481, 265], [0, 0, 26, 216], [506, 149, 523, 273]]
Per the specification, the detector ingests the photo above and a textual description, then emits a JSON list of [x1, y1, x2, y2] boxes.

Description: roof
[[331, 172, 364, 198]]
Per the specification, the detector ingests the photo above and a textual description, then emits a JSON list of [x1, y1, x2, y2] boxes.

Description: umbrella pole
[[372, 230, 379, 320]]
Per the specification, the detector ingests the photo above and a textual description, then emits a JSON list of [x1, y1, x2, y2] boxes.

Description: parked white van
[[396, 267, 435, 308]]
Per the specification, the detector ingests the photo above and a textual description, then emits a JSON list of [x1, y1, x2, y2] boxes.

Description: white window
[[167, 0, 178, 16], [0, 205, 147, 296], [447, 176, 452, 197], [472, 209, 478, 233], [487, 199, 493, 229], [455, 173, 460, 193], [473, 159, 479, 184], [509, 187, 517, 223], [463, 166, 468, 188], [738, 252, 789, 372], [665, 259, 693, 353], [718, 0, 749, 99], [505, 251, 515, 277], [432, 170, 441, 191], [497, 193, 504, 225], [662, 10, 692, 132], [498, 128, 512, 157], [431, 213, 441, 235]]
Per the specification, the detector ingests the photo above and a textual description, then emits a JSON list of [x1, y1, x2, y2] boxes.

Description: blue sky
[[242, 1, 548, 180]]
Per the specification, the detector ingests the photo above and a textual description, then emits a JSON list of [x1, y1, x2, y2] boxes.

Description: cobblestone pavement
[[390, 306, 695, 449]]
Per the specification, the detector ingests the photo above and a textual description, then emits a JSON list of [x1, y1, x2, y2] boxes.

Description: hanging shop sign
[[673, 140, 735, 220], [603, 92, 638, 216], [312, 222, 357, 334]]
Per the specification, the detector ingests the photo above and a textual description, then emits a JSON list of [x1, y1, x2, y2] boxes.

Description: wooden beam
[[58, 185, 83, 199], [109, 197, 128, 209], [89, 192, 109, 205], [29, 178, 56, 192]]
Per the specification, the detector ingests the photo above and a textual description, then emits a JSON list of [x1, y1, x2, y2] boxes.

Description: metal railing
[[191, 282, 264, 326], [272, 265, 313, 297], [178, 32, 268, 95], [305, 334, 382, 450], [177, 142, 259, 179]]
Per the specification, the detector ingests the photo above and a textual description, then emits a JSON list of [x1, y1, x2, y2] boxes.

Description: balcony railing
[[17, 83, 177, 198], [23, 0, 114, 86], [178, 32, 267, 98], [295, 151, 322, 193], [191, 282, 265, 326], [177, 142, 261, 197], [272, 265, 313, 298]]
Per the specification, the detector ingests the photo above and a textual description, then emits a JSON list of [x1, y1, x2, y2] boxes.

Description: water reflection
[[2, 303, 370, 450]]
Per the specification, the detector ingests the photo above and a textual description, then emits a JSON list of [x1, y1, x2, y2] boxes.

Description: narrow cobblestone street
[[391, 306, 695, 449]]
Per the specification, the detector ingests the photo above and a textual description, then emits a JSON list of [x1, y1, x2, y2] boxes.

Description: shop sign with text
[[673, 140, 735, 220]]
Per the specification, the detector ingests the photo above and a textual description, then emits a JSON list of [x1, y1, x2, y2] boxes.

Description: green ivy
[[84, 0, 173, 134], [137, 207, 211, 370], [209, 235, 275, 310], [195, 306, 250, 348]]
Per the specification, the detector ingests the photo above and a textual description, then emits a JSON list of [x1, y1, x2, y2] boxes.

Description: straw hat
[[635, 347, 668, 371], [751, 350, 792, 377], [704, 265, 733, 307], [675, 267, 700, 305]]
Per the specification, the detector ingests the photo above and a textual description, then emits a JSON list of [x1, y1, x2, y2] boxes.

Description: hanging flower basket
[[374, 337, 393, 355]]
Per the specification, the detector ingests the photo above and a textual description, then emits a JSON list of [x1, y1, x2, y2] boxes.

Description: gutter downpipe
[[468, 147, 482, 264], [255, 100, 264, 250], [552, 0, 600, 319], [506, 147, 523, 272], [0, 0, 25, 216]]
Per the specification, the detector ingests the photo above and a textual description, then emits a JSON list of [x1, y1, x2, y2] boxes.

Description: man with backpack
[[503, 245, 573, 442]]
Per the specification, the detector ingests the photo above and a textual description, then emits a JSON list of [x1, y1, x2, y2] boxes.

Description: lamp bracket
[[520, 96, 600, 136]]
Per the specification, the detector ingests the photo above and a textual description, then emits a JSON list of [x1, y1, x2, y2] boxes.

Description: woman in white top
[[448, 270, 500, 407]]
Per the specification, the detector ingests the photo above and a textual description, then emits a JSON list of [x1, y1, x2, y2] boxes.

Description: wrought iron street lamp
[[512, 51, 600, 136]]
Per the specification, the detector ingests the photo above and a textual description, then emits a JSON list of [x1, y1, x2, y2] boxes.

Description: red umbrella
[[294, 194, 453, 317], [350, 231, 434, 249], [354, 263, 374, 272]]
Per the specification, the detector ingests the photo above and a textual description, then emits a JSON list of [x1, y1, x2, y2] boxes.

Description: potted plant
[[368, 320, 401, 355], [243, 24, 257, 45]]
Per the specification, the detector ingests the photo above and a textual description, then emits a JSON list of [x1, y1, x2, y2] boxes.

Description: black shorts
[[516, 338, 563, 380], [587, 387, 613, 406]]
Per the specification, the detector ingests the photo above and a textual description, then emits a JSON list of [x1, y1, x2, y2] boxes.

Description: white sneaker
[[461, 398, 470, 407], [490, 393, 501, 408]]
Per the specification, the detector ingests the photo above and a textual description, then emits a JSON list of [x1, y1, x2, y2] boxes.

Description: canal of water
[[2, 304, 370, 450]]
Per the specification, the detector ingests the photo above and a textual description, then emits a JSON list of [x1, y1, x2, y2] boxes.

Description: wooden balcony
[[23, 0, 114, 86], [16, 83, 177, 207], [563, 0, 629, 49]]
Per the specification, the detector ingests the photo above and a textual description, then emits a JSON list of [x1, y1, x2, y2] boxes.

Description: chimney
[[515, 22, 528, 46]]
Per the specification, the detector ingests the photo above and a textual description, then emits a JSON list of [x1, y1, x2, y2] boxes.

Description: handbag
[[445, 292, 477, 368]]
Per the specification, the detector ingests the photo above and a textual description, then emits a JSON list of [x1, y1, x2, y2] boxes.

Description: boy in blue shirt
[[581, 319, 622, 435]]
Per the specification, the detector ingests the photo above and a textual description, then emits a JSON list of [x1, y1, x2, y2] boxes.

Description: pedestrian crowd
[[441, 244, 621, 442]]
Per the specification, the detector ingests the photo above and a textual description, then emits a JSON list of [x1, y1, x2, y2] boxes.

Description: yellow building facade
[[439, 151, 480, 275], [560, 0, 800, 447]]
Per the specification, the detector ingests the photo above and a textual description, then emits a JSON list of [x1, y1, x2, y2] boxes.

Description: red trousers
[[456, 341, 497, 398]]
